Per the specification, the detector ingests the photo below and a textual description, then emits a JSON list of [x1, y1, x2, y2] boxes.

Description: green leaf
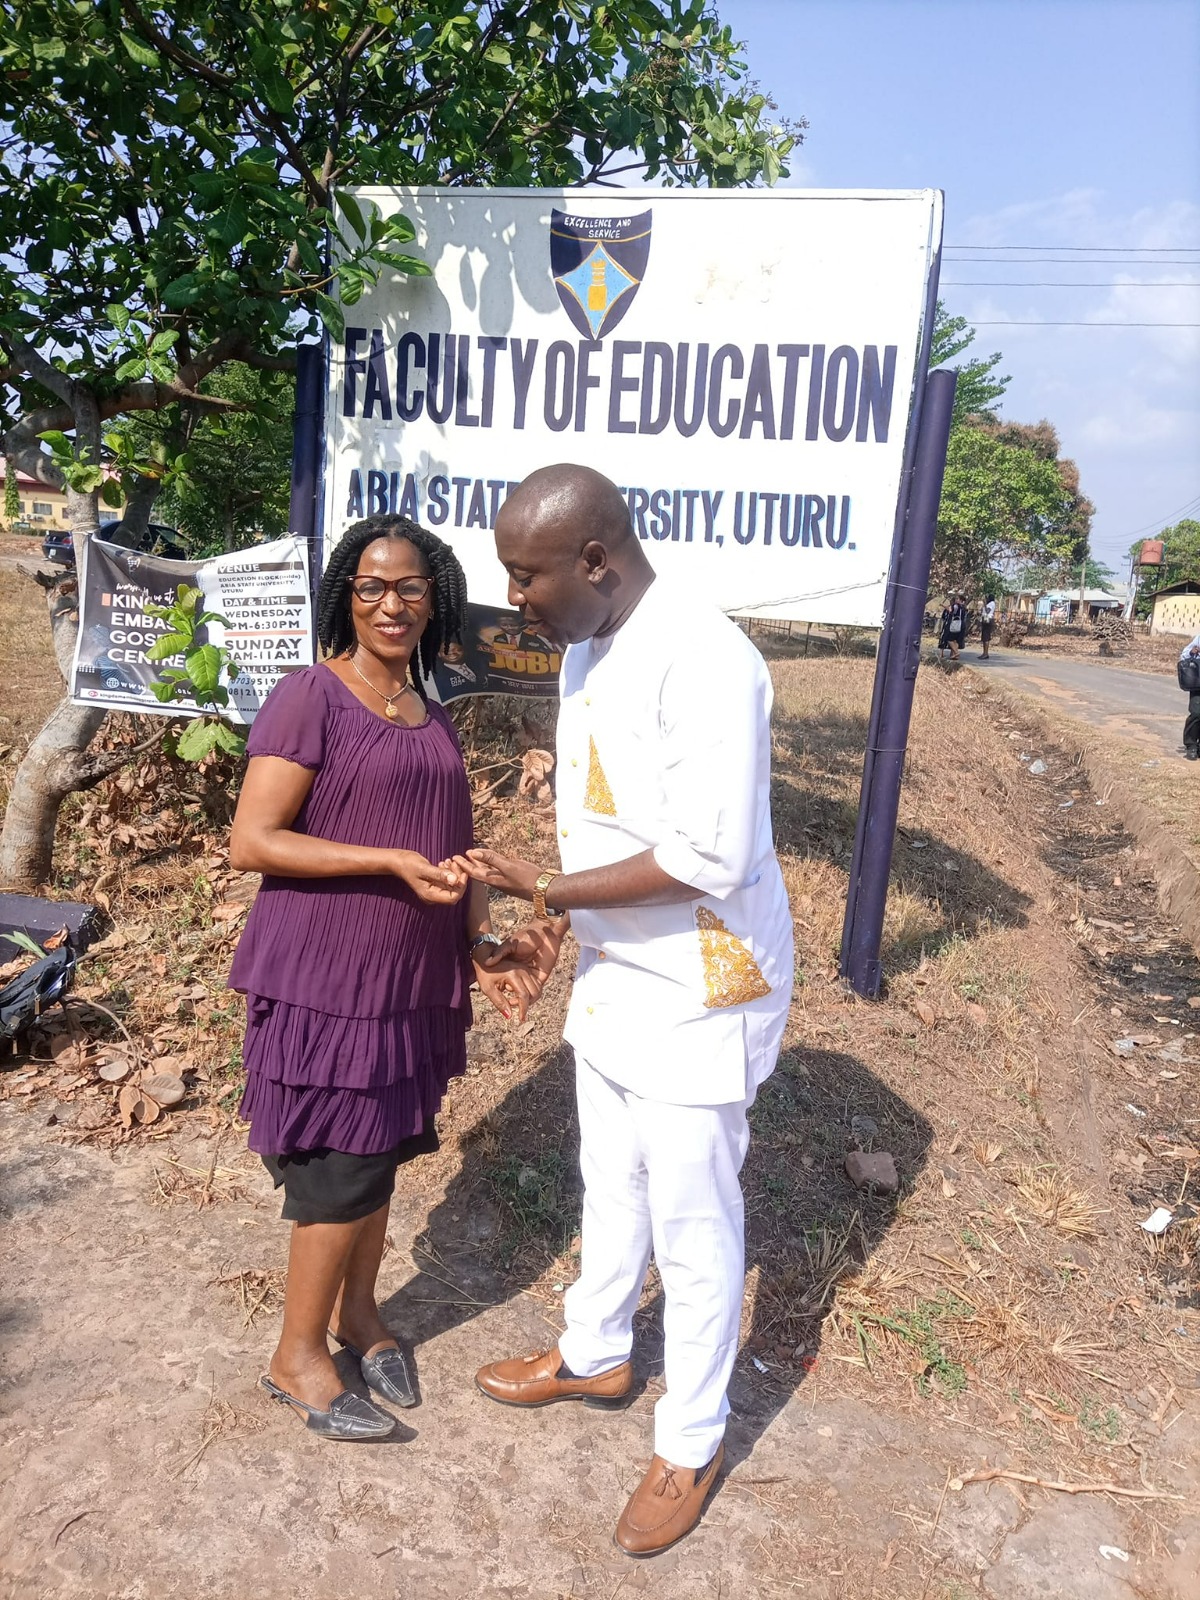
[[26, 240, 52, 273], [335, 190, 369, 243], [37, 431, 72, 454], [484, 43, 512, 64], [162, 274, 204, 310], [145, 631, 191, 662], [260, 69, 295, 116], [100, 479, 124, 508], [185, 642, 225, 699], [149, 330, 179, 353], [148, 681, 179, 703], [120, 31, 160, 68], [176, 718, 221, 761], [115, 356, 148, 381], [1, 930, 47, 958], [313, 291, 345, 342], [106, 305, 131, 336], [213, 720, 248, 755], [389, 254, 432, 278]]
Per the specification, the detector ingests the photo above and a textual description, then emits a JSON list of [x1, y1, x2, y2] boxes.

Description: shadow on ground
[[384, 1039, 933, 1500], [771, 706, 1034, 968]]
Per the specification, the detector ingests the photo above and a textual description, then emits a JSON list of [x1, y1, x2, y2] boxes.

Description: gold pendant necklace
[[348, 652, 411, 719]]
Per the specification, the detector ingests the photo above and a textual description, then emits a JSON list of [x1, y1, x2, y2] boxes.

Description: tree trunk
[[0, 390, 112, 888], [0, 699, 108, 888], [111, 472, 161, 546]]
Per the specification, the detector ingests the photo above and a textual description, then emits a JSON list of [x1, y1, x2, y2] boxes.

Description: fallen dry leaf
[[98, 1057, 133, 1083], [141, 1072, 185, 1107], [966, 1002, 988, 1026], [913, 1000, 937, 1029]]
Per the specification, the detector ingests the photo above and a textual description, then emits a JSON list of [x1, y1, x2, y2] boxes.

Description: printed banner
[[431, 602, 561, 704], [323, 187, 942, 626], [70, 534, 314, 722]]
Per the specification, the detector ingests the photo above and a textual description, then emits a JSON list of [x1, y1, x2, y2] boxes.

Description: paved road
[[965, 648, 1187, 756]]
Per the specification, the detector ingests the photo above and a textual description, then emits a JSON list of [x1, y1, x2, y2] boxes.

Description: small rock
[[1028, 759, 1047, 775], [851, 1114, 879, 1143], [844, 1150, 899, 1193]]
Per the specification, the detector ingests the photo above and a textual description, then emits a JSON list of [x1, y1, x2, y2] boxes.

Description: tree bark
[[0, 698, 108, 888], [112, 472, 161, 546], [0, 390, 112, 888]]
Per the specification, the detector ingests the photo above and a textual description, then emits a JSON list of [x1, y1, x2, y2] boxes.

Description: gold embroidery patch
[[583, 736, 617, 815], [696, 906, 771, 1009]]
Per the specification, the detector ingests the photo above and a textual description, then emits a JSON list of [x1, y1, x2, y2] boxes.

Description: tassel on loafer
[[330, 1332, 419, 1408], [259, 1374, 396, 1439]]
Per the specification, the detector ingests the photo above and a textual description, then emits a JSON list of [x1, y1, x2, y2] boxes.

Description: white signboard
[[322, 188, 942, 625]]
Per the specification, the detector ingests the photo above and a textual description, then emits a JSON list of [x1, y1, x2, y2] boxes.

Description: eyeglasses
[[346, 575, 434, 605]]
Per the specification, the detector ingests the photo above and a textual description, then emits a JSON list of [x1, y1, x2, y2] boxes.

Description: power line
[[944, 280, 1200, 287], [1109, 493, 1200, 543], [944, 244, 1200, 253], [944, 256, 1200, 265], [976, 321, 1200, 328]]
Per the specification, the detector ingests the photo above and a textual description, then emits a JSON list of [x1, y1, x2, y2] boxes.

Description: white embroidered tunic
[[556, 579, 793, 1106]]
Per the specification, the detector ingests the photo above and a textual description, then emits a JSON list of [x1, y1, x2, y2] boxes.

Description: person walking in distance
[[946, 593, 968, 661], [937, 598, 953, 661], [460, 464, 793, 1557], [978, 594, 997, 659], [1179, 632, 1200, 760]]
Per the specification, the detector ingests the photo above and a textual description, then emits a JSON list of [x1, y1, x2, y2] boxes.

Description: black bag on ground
[[1178, 656, 1200, 693], [0, 947, 76, 1043]]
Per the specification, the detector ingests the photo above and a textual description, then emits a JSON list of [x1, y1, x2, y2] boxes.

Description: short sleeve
[[245, 667, 329, 770]]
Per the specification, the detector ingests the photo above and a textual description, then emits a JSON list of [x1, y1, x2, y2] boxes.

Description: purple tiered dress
[[228, 664, 473, 1158]]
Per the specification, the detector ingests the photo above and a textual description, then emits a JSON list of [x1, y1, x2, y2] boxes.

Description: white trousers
[[557, 1055, 751, 1469]]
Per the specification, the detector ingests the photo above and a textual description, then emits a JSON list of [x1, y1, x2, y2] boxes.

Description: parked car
[[42, 519, 185, 566]]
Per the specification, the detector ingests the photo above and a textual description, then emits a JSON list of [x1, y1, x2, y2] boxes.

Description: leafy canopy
[[929, 301, 1010, 425], [928, 305, 1092, 595]]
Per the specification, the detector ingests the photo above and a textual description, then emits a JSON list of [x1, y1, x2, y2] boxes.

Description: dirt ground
[[1, 568, 1199, 1600]]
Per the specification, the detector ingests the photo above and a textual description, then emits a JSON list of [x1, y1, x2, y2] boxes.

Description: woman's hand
[[453, 848, 543, 900], [502, 919, 568, 986], [393, 851, 469, 905], [472, 953, 542, 1022]]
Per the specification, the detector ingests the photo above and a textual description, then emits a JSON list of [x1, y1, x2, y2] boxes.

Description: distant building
[[1033, 588, 1124, 623], [1149, 580, 1200, 639], [0, 470, 72, 533]]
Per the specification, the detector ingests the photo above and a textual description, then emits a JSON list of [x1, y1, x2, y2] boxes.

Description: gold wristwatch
[[532, 869, 561, 920]]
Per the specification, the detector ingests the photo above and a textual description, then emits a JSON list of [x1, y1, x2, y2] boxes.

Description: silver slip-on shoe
[[330, 1331, 419, 1408], [259, 1374, 396, 1439]]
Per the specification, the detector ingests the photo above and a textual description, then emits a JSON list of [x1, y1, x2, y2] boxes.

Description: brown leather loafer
[[614, 1443, 725, 1557], [474, 1346, 632, 1409]]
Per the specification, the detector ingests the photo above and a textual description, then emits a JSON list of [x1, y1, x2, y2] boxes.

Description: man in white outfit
[[460, 463, 793, 1557]]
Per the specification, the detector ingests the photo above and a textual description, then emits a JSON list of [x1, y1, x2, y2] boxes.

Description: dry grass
[[1009, 1165, 1108, 1238], [0, 557, 62, 761], [210, 1266, 287, 1327]]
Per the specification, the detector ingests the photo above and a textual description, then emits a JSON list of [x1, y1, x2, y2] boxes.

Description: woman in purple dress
[[229, 515, 537, 1440]]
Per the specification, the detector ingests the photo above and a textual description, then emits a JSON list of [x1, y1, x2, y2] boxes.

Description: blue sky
[[720, 0, 1200, 576]]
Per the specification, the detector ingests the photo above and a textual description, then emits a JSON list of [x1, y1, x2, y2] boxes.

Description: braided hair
[[317, 516, 469, 693]]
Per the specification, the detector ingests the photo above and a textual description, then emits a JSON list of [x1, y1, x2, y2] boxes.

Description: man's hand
[[501, 918, 568, 986], [455, 848, 543, 900]]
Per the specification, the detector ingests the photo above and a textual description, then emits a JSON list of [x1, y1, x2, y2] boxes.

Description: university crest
[[550, 209, 652, 340]]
